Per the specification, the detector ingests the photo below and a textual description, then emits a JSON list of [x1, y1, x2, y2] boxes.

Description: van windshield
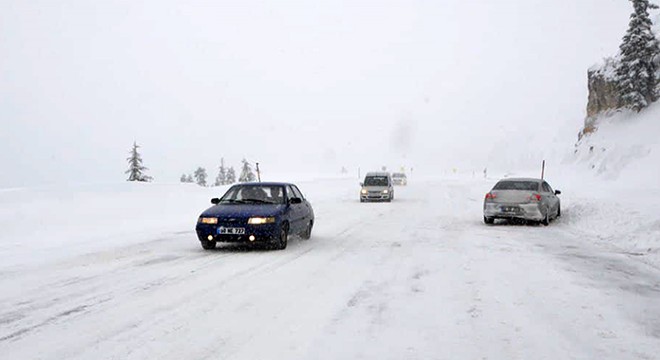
[[364, 176, 388, 186]]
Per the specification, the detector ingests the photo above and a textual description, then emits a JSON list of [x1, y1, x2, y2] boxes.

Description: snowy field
[[1, 176, 659, 359]]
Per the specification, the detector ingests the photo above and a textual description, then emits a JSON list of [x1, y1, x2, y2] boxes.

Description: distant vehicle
[[360, 172, 394, 202], [483, 178, 561, 226], [195, 182, 314, 250], [392, 172, 408, 186]]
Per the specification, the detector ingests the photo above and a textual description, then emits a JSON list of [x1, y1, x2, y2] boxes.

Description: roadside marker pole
[[256, 162, 261, 182], [541, 160, 545, 180]]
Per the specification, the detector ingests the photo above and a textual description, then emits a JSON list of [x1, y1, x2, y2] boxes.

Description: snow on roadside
[[0, 182, 222, 270]]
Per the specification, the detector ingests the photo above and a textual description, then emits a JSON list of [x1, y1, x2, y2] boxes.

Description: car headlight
[[382, 190, 389, 194], [361, 189, 367, 194], [199, 217, 218, 225], [248, 217, 276, 225]]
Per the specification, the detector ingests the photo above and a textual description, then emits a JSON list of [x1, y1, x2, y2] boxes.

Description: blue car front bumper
[[195, 222, 280, 243]]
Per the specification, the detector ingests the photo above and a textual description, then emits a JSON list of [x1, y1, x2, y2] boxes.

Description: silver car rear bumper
[[483, 203, 543, 221]]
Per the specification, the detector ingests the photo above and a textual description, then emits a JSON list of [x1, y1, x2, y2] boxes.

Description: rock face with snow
[[586, 59, 621, 119], [583, 59, 621, 138]]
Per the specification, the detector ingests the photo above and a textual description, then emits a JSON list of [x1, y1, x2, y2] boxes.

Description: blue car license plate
[[218, 227, 245, 235]]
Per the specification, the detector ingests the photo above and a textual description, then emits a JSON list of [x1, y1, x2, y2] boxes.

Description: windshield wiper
[[220, 199, 245, 204]]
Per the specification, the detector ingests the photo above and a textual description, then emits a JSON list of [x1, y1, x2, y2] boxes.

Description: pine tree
[[238, 158, 256, 182], [616, 0, 660, 111], [214, 158, 228, 186], [194, 167, 208, 187], [186, 174, 194, 183], [180, 174, 188, 183], [125, 142, 153, 182], [226, 167, 237, 184]]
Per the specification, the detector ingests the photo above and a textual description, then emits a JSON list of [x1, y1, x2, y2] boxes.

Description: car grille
[[218, 217, 247, 226]]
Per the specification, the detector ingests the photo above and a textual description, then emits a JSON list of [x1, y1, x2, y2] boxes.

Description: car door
[[542, 182, 559, 216], [292, 185, 313, 225], [286, 185, 304, 233]]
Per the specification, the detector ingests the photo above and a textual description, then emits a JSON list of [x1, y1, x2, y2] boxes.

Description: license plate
[[501, 207, 518, 212], [218, 227, 245, 235]]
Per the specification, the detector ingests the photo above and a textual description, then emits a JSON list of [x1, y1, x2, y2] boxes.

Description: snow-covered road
[[1, 178, 659, 359]]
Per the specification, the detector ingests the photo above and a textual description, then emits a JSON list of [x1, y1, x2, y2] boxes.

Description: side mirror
[[211, 198, 221, 205], [359, 182, 363, 187], [555, 190, 561, 195], [289, 197, 302, 204]]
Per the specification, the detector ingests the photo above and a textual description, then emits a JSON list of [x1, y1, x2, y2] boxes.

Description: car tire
[[201, 239, 216, 250], [275, 224, 288, 250], [541, 209, 550, 226], [301, 221, 313, 240], [484, 216, 494, 225]]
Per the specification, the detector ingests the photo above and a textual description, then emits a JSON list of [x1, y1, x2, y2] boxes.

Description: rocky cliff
[[581, 58, 621, 138]]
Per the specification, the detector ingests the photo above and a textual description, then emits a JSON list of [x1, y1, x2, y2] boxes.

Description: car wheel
[[275, 224, 288, 250], [541, 209, 550, 226], [484, 216, 494, 225], [301, 221, 313, 240], [201, 239, 216, 250]]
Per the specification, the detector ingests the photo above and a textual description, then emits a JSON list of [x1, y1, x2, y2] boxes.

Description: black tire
[[301, 221, 313, 240], [541, 209, 550, 226], [360, 199, 365, 203], [201, 239, 216, 250], [484, 216, 494, 225], [275, 224, 288, 250]]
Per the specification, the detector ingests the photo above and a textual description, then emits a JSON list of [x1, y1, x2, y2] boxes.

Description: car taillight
[[530, 194, 542, 201], [485, 193, 496, 200]]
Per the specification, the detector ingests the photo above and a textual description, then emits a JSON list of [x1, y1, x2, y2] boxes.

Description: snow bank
[[563, 101, 660, 268], [0, 182, 222, 270]]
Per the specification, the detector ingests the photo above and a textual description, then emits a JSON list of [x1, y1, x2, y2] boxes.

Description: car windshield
[[219, 185, 285, 205], [493, 181, 539, 191], [364, 176, 388, 186], [392, 173, 405, 178]]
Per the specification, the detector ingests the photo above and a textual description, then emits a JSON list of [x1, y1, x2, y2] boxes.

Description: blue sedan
[[195, 182, 315, 250]]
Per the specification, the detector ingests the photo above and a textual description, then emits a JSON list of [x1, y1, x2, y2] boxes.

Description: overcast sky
[[0, 0, 634, 187]]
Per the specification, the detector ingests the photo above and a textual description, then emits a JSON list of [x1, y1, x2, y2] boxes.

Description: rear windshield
[[392, 173, 406, 178], [364, 176, 389, 186], [493, 181, 539, 191]]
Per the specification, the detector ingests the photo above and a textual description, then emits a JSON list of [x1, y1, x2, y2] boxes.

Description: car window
[[543, 182, 553, 193], [220, 185, 286, 204], [364, 176, 388, 186], [285, 185, 297, 201], [291, 185, 305, 200], [493, 181, 539, 191]]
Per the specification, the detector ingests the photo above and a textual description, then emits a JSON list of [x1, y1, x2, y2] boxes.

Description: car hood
[[200, 204, 286, 218]]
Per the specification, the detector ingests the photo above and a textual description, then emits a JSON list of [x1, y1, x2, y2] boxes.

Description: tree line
[[125, 142, 257, 186]]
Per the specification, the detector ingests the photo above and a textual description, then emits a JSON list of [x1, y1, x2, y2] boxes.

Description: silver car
[[483, 178, 561, 225], [392, 172, 408, 186], [360, 172, 394, 202]]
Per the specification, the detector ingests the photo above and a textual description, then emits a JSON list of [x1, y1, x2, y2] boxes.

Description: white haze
[[0, 0, 633, 187]]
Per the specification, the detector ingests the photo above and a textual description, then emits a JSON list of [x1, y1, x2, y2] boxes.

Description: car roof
[[230, 182, 293, 187], [365, 172, 390, 176], [497, 177, 542, 183]]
